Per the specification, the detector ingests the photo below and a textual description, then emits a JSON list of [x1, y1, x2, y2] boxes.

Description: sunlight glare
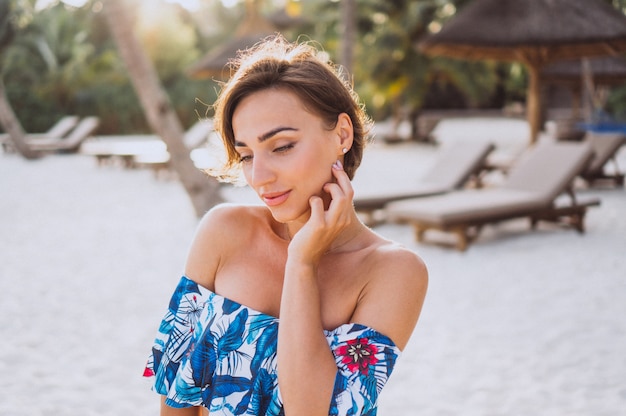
[[165, 0, 201, 11], [165, 0, 240, 10], [62, 0, 88, 6], [221, 0, 240, 8], [35, 0, 88, 10]]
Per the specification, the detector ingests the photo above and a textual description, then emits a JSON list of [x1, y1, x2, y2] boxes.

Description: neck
[[327, 219, 367, 254], [283, 210, 367, 253]]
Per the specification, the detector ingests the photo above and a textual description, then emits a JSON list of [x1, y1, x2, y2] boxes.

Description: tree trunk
[[581, 57, 595, 122], [103, 0, 223, 217], [526, 64, 541, 145], [0, 79, 41, 159]]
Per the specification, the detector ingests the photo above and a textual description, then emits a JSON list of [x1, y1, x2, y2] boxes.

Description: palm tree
[[103, 0, 222, 217]]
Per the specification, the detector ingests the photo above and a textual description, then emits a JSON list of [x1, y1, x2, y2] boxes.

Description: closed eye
[[274, 143, 294, 153], [238, 154, 252, 164], [237, 143, 294, 164]]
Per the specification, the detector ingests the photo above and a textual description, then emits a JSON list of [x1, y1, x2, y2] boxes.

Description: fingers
[[324, 161, 353, 211], [306, 161, 354, 227], [332, 161, 353, 194], [291, 161, 353, 260], [325, 160, 354, 200], [308, 195, 325, 222], [320, 160, 353, 226]]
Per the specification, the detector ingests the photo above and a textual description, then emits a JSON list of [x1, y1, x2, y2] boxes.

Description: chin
[[267, 204, 310, 224]]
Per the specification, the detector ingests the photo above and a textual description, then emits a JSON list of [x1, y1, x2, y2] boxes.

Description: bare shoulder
[[197, 203, 263, 232], [352, 239, 428, 350], [184, 203, 269, 288], [373, 241, 428, 290], [372, 240, 426, 277], [193, 203, 264, 249], [366, 241, 428, 314]]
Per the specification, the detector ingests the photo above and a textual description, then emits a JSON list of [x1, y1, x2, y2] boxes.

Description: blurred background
[[2, 0, 624, 138], [2, 2, 626, 415]]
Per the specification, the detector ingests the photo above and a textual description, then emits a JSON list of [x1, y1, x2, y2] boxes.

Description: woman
[[144, 35, 428, 416]]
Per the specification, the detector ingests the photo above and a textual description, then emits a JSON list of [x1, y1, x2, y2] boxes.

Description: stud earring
[[342, 147, 348, 154]]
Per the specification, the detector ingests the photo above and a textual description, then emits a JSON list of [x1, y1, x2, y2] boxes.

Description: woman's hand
[[287, 160, 354, 265], [278, 160, 354, 415]]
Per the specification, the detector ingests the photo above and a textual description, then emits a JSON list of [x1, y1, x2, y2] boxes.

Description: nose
[[247, 154, 276, 189]]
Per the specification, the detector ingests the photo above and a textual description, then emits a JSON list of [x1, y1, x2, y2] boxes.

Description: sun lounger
[[579, 132, 625, 187], [83, 119, 213, 173], [132, 119, 214, 175], [1, 115, 79, 152], [353, 141, 495, 225], [385, 141, 600, 250], [27, 116, 100, 153]]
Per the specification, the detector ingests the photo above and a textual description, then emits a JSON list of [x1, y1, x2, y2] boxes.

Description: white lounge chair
[[353, 141, 495, 225], [386, 141, 600, 250]]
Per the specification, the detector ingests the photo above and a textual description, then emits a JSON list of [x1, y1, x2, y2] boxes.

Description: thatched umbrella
[[188, 0, 276, 79], [418, 0, 626, 144], [188, 33, 274, 79], [268, 7, 309, 30]]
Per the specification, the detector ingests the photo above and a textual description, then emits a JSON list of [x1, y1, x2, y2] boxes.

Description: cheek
[[302, 158, 335, 197], [285, 147, 334, 194], [294, 153, 330, 181]]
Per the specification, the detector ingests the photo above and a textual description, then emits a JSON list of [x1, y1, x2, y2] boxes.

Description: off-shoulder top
[[144, 276, 401, 415]]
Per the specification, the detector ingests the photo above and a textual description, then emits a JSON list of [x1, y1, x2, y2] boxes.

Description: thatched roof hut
[[419, 0, 626, 63], [418, 0, 626, 144], [267, 7, 309, 30], [187, 0, 276, 79], [187, 33, 274, 79]]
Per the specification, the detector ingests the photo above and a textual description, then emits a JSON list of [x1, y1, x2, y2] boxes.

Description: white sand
[[1, 118, 625, 416]]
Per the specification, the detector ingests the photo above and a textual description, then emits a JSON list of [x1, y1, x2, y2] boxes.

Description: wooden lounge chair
[[82, 119, 213, 174], [580, 132, 625, 187], [27, 116, 100, 153], [385, 141, 600, 251], [1, 115, 79, 152], [353, 141, 495, 225], [133, 119, 214, 175]]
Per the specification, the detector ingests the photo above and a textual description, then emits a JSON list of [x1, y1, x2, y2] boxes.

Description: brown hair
[[212, 34, 371, 181]]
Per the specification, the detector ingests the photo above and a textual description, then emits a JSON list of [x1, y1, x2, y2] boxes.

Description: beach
[[1, 118, 625, 416]]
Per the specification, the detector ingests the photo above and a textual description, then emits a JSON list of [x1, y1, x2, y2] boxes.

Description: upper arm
[[351, 248, 428, 351], [184, 203, 241, 290]]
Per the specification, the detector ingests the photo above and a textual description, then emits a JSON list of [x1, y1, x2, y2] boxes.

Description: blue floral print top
[[144, 276, 401, 415]]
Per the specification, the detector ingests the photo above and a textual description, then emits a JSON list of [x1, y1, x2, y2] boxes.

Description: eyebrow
[[234, 126, 299, 147]]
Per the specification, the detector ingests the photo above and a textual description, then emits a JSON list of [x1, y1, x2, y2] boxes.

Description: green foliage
[[72, 51, 146, 134], [606, 84, 626, 121], [1, 0, 623, 136], [0, 0, 16, 52], [309, 0, 517, 126], [135, 3, 200, 83], [0, 0, 217, 134], [1, 0, 100, 130]]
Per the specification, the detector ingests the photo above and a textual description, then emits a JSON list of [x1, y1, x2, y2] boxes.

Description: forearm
[[277, 260, 338, 416]]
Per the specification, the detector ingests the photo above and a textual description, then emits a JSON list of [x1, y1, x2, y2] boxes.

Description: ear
[[335, 113, 354, 156]]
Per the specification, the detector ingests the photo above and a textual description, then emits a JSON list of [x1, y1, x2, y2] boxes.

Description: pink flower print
[[336, 338, 379, 375]]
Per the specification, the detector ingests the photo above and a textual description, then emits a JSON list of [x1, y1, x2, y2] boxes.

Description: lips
[[261, 190, 291, 207]]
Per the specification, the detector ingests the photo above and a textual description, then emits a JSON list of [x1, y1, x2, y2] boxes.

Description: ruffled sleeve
[[143, 276, 210, 408], [144, 278, 401, 414], [325, 323, 402, 416]]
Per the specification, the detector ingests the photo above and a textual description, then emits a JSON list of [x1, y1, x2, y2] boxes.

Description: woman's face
[[232, 88, 343, 224]]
